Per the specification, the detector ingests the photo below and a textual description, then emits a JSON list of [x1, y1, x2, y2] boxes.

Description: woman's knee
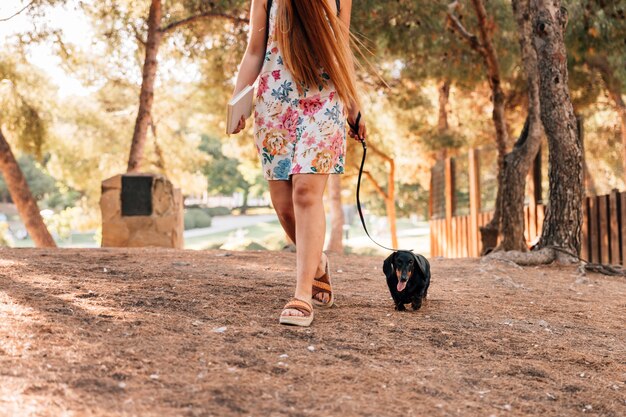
[[292, 181, 321, 208]]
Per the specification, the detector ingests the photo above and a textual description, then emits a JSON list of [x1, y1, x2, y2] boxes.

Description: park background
[[1, 0, 623, 257], [1, 1, 626, 417]]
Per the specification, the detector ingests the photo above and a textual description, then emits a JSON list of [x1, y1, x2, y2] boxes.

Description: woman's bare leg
[[268, 180, 296, 243], [269, 179, 329, 304], [281, 174, 329, 317]]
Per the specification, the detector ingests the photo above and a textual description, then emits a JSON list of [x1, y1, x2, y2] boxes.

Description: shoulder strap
[[265, 0, 273, 47], [336, 0, 340, 15]]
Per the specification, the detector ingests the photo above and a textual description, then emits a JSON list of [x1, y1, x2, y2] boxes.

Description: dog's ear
[[411, 252, 431, 279], [382, 252, 396, 278]]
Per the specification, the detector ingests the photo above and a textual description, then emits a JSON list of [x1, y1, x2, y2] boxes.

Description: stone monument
[[100, 173, 183, 248]]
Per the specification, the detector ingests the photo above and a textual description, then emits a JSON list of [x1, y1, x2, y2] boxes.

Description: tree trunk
[[438, 79, 451, 132], [127, 0, 163, 173], [586, 54, 626, 185], [532, 0, 584, 261], [326, 174, 344, 253], [497, 0, 544, 252], [365, 143, 399, 249], [240, 186, 249, 215], [386, 158, 398, 249], [474, 0, 509, 251], [0, 128, 56, 247], [436, 79, 451, 160], [448, 0, 510, 252]]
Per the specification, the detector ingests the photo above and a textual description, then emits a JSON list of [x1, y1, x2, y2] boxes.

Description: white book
[[226, 85, 255, 134]]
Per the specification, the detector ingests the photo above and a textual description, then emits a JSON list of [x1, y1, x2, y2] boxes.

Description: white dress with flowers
[[253, 0, 346, 180]]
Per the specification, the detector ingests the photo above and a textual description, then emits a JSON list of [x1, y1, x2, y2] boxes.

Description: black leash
[[348, 112, 412, 253]]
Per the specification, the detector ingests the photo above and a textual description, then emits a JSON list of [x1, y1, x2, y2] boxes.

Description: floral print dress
[[253, 0, 346, 180]]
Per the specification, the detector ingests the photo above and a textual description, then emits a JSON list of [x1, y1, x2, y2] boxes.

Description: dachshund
[[382, 250, 431, 311]]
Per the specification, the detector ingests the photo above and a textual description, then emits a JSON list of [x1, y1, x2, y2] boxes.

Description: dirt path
[[0, 248, 624, 417]]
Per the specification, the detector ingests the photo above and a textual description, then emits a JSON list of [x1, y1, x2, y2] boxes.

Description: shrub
[[184, 209, 212, 230]]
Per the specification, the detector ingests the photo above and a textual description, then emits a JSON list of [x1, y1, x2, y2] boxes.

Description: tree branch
[[363, 170, 389, 200], [130, 23, 147, 46], [446, 1, 486, 55], [0, 1, 35, 22], [367, 141, 394, 164], [161, 12, 248, 34]]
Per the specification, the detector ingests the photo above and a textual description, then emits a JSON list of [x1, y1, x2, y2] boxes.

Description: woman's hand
[[231, 115, 246, 134], [347, 111, 366, 142]]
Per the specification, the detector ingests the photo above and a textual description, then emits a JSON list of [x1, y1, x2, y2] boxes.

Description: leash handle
[[347, 112, 363, 144], [352, 113, 411, 253]]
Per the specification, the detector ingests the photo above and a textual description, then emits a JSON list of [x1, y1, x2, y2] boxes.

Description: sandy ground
[[0, 247, 624, 417]]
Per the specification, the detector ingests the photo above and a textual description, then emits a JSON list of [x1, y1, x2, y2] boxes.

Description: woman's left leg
[[281, 173, 329, 317]]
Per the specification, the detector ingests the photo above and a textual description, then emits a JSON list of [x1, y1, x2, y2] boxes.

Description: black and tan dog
[[383, 250, 431, 311]]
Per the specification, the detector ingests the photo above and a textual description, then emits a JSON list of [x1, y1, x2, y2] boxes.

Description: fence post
[[621, 192, 626, 267], [445, 157, 454, 257], [609, 189, 620, 265], [429, 170, 435, 257], [581, 196, 589, 260], [468, 149, 480, 257]]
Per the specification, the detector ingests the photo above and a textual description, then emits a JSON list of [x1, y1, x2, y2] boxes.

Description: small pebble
[[279, 354, 288, 358], [118, 382, 127, 389], [307, 345, 315, 352], [149, 374, 159, 380], [212, 326, 227, 333]]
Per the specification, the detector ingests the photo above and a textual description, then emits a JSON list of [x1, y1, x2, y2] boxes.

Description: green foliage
[[0, 55, 53, 159], [184, 208, 212, 230], [199, 134, 246, 195], [3, 0, 624, 231]]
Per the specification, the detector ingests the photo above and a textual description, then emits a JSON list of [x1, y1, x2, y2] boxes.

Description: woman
[[230, 0, 366, 326]]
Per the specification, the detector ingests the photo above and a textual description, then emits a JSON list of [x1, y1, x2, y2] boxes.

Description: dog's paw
[[395, 304, 407, 311]]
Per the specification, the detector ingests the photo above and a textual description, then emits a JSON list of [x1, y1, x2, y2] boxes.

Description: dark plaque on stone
[[121, 175, 153, 216]]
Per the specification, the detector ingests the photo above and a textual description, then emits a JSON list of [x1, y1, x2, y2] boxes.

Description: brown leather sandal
[[312, 255, 334, 308], [279, 298, 314, 327]]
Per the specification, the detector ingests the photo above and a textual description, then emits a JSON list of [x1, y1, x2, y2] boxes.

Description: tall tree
[[0, 128, 55, 247], [532, 0, 583, 261], [447, 0, 511, 251], [0, 58, 56, 247], [495, 0, 544, 252], [124, 0, 247, 172]]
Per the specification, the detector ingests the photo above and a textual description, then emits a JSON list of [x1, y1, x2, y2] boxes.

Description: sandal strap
[[312, 279, 332, 294], [314, 270, 330, 285], [283, 298, 312, 315], [313, 258, 332, 297]]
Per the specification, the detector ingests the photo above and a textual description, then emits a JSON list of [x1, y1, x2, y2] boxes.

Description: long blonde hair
[[274, 0, 360, 108]]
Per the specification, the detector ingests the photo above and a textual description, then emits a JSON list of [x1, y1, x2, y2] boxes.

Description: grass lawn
[[9, 216, 431, 256]]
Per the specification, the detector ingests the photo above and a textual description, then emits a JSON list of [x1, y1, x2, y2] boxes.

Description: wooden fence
[[429, 148, 626, 266], [582, 190, 626, 266]]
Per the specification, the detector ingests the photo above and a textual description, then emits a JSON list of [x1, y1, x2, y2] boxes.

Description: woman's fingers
[[232, 116, 246, 134], [359, 123, 367, 141]]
